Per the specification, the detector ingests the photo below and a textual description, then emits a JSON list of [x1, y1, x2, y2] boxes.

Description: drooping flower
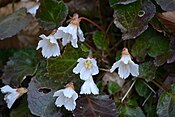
[[73, 57, 99, 80], [53, 83, 78, 111], [80, 76, 99, 95], [36, 31, 60, 58], [54, 13, 85, 48], [0, 85, 27, 109], [26, 0, 40, 16], [110, 48, 139, 79], [27, 3, 39, 16]]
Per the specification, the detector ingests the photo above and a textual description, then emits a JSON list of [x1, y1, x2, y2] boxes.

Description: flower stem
[[97, 0, 103, 26], [105, 18, 115, 38], [79, 17, 105, 32], [121, 80, 136, 102]]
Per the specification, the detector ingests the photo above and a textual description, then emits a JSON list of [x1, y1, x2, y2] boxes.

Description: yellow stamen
[[84, 60, 93, 69]]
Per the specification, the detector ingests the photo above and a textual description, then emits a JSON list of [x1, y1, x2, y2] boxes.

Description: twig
[[142, 92, 152, 106], [143, 81, 156, 94], [121, 80, 136, 102], [99, 68, 110, 72]]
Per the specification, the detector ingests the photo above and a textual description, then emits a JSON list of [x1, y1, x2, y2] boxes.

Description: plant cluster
[[0, 0, 175, 117]]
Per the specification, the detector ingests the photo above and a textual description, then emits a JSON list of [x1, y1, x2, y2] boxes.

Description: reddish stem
[[79, 17, 105, 32]]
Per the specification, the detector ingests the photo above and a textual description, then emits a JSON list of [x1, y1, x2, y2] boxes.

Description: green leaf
[[157, 84, 175, 117], [135, 79, 150, 97], [27, 77, 62, 117], [48, 45, 87, 84], [0, 8, 33, 39], [131, 31, 150, 62], [0, 49, 17, 67], [2, 49, 38, 87], [73, 95, 118, 117], [155, 0, 175, 11], [92, 31, 108, 50], [109, 0, 137, 5], [131, 28, 169, 62], [126, 98, 138, 107], [110, 0, 156, 40], [138, 61, 157, 82], [36, 0, 68, 30], [148, 34, 169, 58], [10, 96, 36, 117], [107, 81, 120, 94], [120, 106, 145, 117], [144, 100, 158, 117], [80, 43, 90, 53]]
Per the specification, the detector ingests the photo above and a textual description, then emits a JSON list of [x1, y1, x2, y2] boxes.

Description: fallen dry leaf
[[157, 11, 175, 35]]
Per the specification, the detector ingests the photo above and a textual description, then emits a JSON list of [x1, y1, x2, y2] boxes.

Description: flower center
[[84, 60, 93, 69], [48, 39, 55, 45]]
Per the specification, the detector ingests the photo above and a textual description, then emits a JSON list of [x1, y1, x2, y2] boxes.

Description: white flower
[[53, 83, 78, 111], [54, 13, 85, 48], [27, 3, 39, 16], [80, 76, 99, 95], [0, 85, 27, 109], [110, 48, 139, 79], [73, 57, 99, 80], [36, 33, 60, 58]]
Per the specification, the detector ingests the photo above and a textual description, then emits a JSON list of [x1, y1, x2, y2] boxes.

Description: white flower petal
[[37, 34, 60, 58], [90, 83, 99, 95], [58, 24, 78, 40], [129, 61, 139, 77], [54, 87, 78, 111], [121, 55, 131, 64], [36, 39, 47, 50], [57, 23, 83, 48], [91, 59, 99, 75], [72, 92, 78, 101], [54, 30, 65, 39], [80, 80, 91, 94], [49, 36, 58, 44], [78, 27, 85, 42], [39, 34, 48, 40], [62, 37, 69, 46], [77, 58, 85, 63], [53, 89, 64, 97], [71, 37, 78, 48], [52, 45, 60, 57], [80, 68, 92, 80], [67, 24, 78, 40], [27, 4, 39, 16], [55, 93, 65, 107], [64, 98, 76, 111], [5, 92, 19, 109], [110, 60, 120, 73], [73, 63, 83, 74], [80, 76, 99, 95], [63, 87, 76, 98], [1, 85, 16, 93], [118, 63, 130, 79]]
